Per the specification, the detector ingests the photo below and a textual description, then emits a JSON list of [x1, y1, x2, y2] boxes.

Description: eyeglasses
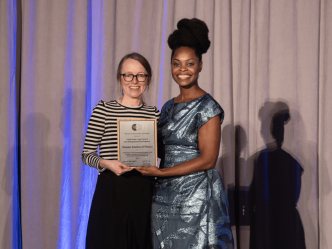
[[121, 73, 149, 82]]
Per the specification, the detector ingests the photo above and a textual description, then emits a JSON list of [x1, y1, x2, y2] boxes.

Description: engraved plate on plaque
[[117, 118, 157, 167]]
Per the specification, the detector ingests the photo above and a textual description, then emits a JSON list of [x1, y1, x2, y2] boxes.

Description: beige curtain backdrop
[[1, 0, 332, 248], [1, 0, 20, 248]]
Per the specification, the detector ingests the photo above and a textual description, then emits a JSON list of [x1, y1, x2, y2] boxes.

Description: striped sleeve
[[81, 101, 106, 171], [154, 106, 161, 120]]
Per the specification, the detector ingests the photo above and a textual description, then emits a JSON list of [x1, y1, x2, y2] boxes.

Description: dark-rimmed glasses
[[121, 73, 149, 82]]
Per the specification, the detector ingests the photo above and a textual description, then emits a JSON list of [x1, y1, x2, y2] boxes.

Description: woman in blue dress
[[137, 18, 234, 249]]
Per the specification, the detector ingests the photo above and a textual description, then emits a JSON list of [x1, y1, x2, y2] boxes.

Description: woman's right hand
[[99, 159, 132, 176]]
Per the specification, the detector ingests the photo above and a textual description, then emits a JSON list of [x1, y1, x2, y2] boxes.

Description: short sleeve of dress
[[157, 99, 173, 129], [157, 100, 173, 159], [197, 95, 224, 130]]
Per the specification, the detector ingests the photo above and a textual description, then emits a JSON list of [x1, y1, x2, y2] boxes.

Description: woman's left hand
[[135, 166, 163, 176]]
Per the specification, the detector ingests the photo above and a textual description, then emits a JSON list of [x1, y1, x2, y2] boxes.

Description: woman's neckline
[[172, 93, 209, 104], [115, 100, 144, 108]]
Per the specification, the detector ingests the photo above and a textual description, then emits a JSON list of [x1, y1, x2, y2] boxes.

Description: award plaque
[[117, 118, 157, 167]]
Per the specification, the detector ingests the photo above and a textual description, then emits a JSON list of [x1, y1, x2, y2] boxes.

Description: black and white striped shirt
[[81, 100, 160, 171]]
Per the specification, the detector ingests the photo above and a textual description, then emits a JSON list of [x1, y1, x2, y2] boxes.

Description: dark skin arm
[[136, 115, 221, 177]]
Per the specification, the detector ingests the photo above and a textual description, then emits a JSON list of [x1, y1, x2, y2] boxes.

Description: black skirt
[[86, 169, 154, 249]]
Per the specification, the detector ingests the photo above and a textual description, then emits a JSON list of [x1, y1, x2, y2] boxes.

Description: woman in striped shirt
[[82, 53, 160, 249]]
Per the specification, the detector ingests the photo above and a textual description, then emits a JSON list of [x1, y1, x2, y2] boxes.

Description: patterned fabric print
[[152, 94, 234, 249]]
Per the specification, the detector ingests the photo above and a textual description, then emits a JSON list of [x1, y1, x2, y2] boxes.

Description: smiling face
[[120, 58, 148, 101], [171, 46, 202, 88]]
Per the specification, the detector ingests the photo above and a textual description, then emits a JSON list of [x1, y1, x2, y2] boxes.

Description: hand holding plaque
[[117, 119, 157, 167]]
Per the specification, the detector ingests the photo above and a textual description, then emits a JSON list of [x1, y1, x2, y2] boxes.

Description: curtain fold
[[318, 1, 332, 248], [0, 0, 22, 248], [1, 0, 331, 248]]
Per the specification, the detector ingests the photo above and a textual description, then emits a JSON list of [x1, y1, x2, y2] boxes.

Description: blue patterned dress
[[152, 94, 234, 249]]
